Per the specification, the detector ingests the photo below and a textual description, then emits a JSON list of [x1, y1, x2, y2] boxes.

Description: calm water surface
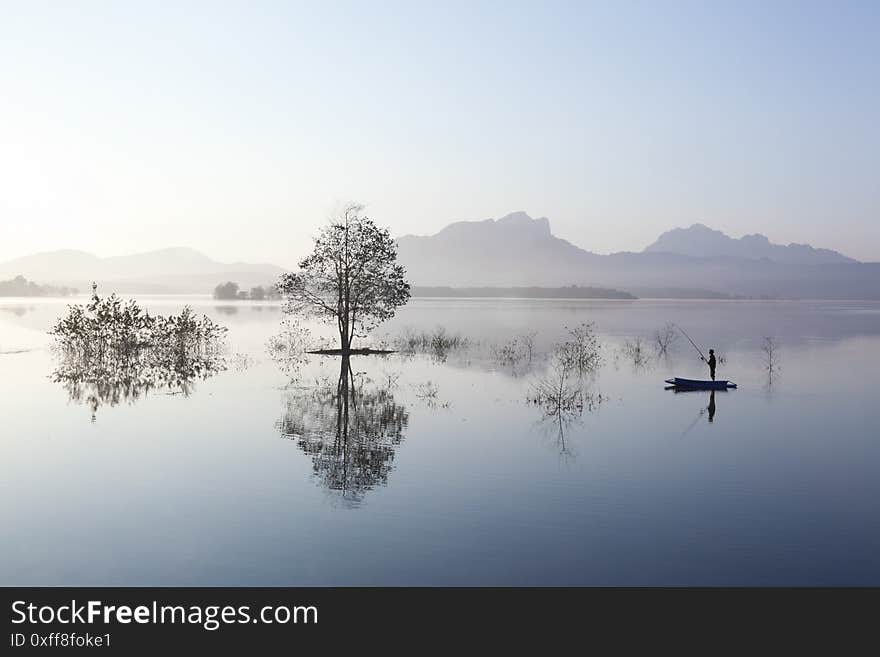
[[1, 297, 878, 585]]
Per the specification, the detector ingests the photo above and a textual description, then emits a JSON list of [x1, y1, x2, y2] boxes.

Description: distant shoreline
[[0, 275, 78, 298], [3, 290, 879, 303], [410, 286, 637, 299]]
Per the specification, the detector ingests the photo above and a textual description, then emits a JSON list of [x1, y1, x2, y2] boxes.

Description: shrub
[[267, 317, 312, 380], [556, 322, 603, 375], [394, 327, 469, 360], [49, 291, 227, 416], [654, 323, 678, 356], [620, 336, 651, 368]]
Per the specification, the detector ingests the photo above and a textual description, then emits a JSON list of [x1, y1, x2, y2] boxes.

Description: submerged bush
[[49, 291, 227, 417], [529, 357, 585, 413], [556, 322, 603, 375], [267, 317, 312, 379], [618, 336, 652, 369], [653, 323, 679, 356], [491, 339, 524, 367], [761, 336, 780, 385], [394, 327, 470, 361], [491, 331, 539, 372], [528, 322, 603, 416]]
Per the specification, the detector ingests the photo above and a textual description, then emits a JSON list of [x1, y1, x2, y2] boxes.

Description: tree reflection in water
[[52, 348, 226, 421], [536, 411, 580, 462], [533, 392, 604, 462], [529, 349, 604, 460], [278, 359, 409, 507]]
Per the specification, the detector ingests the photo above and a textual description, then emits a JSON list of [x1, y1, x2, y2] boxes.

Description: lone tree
[[278, 204, 410, 356]]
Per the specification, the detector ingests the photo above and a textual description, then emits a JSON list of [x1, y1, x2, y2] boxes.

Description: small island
[[307, 348, 395, 355], [0, 275, 78, 297], [213, 281, 282, 301]]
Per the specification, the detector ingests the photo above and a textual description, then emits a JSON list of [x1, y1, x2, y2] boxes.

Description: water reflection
[[278, 360, 409, 506], [528, 355, 604, 460], [215, 304, 283, 317], [535, 412, 580, 461], [52, 349, 226, 421], [675, 388, 725, 435], [1, 306, 33, 318]]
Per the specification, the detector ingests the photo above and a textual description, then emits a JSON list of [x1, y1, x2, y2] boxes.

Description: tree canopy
[[278, 204, 410, 354]]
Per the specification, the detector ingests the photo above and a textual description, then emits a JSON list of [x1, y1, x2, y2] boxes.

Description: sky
[[1, 1, 878, 267]]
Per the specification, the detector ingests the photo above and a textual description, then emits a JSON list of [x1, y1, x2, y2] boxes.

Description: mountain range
[[643, 223, 855, 265], [0, 247, 283, 294], [1, 214, 877, 298], [394, 212, 879, 299]]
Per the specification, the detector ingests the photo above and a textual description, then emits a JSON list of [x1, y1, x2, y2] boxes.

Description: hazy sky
[[2, 1, 878, 267]]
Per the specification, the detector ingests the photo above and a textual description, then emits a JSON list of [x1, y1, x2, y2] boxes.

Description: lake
[[1, 297, 879, 585]]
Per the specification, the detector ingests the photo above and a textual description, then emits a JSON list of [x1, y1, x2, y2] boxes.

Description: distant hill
[[0, 247, 285, 294], [411, 286, 636, 299], [5, 217, 877, 299], [644, 223, 855, 265], [0, 275, 77, 297], [396, 211, 601, 287], [396, 212, 879, 299]]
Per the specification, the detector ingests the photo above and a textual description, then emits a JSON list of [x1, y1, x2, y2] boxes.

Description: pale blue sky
[[1, 1, 878, 266]]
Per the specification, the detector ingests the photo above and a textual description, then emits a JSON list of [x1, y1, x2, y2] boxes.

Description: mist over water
[[1, 297, 879, 585]]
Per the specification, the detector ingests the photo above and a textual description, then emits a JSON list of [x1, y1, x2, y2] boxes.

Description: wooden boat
[[664, 384, 730, 394], [665, 377, 737, 390]]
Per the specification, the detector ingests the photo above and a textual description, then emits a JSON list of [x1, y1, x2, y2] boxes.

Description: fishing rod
[[673, 324, 707, 361]]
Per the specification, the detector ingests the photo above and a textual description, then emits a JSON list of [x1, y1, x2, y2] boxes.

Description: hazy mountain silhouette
[[396, 212, 879, 299], [5, 215, 878, 298], [395, 211, 602, 286], [644, 223, 855, 265], [0, 247, 284, 294]]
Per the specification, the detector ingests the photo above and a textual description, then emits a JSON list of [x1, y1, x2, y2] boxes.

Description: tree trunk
[[339, 321, 351, 357]]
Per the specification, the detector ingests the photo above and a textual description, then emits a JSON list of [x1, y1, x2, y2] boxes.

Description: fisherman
[[676, 325, 720, 382], [701, 349, 717, 381]]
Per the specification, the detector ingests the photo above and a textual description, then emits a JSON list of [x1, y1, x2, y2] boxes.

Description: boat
[[664, 384, 731, 394], [665, 377, 737, 390]]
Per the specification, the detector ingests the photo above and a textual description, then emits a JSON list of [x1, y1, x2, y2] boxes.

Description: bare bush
[[529, 355, 584, 414], [520, 331, 537, 364], [761, 336, 780, 383], [556, 322, 603, 375], [654, 323, 679, 356], [620, 337, 651, 368], [492, 338, 525, 367], [395, 326, 469, 361], [267, 317, 312, 379]]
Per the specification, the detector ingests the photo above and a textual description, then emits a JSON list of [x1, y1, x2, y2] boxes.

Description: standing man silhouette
[[701, 349, 717, 381]]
